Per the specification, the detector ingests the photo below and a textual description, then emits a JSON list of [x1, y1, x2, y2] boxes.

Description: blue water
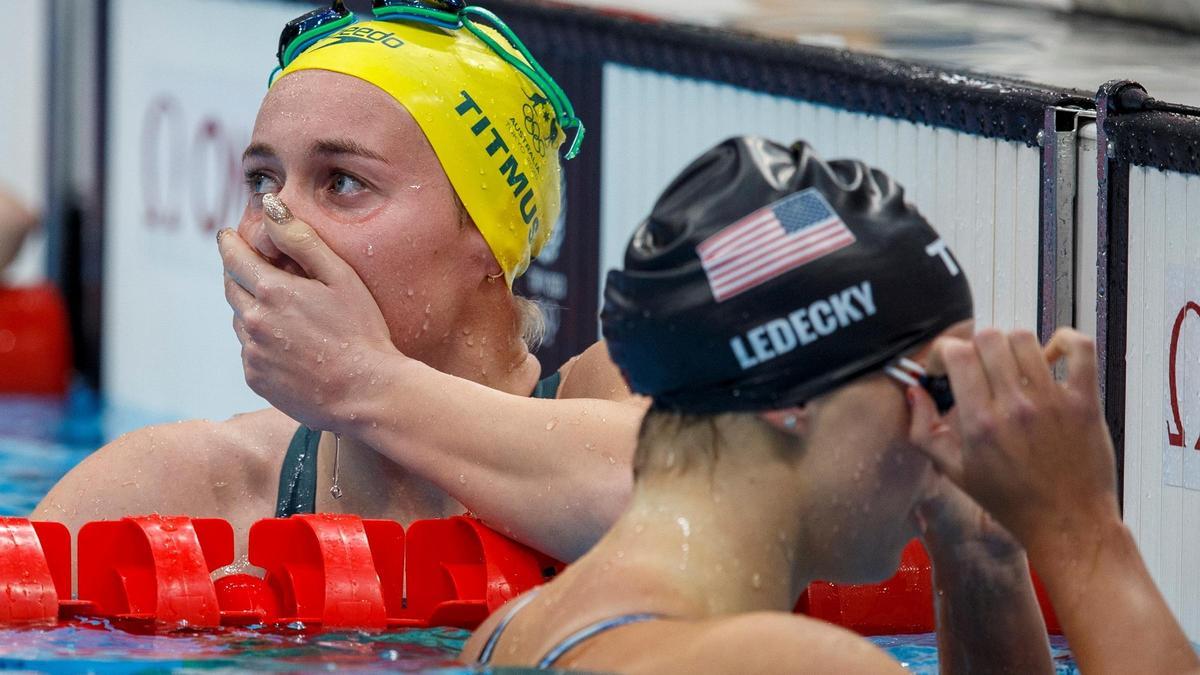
[[0, 387, 1081, 672]]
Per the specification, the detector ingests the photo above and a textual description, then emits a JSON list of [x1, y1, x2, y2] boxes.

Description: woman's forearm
[[1030, 517, 1198, 675], [344, 354, 642, 561], [928, 541, 1052, 675]]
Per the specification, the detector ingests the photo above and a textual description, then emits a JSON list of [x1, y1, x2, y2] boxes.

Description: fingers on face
[[261, 203, 348, 286], [219, 229, 274, 296], [223, 273, 254, 317]]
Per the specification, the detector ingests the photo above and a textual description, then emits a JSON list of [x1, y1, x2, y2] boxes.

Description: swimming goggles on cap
[[275, 0, 585, 159], [886, 358, 955, 414]]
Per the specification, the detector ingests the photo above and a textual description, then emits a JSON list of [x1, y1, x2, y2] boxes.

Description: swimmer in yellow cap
[[35, 1, 643, 566]]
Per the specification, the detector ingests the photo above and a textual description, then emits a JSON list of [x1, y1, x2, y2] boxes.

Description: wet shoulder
[[32, 408, 295, 525], [691, 612, 905, 674], [555, 340, 643, 403], [565, 612, 903, 674]]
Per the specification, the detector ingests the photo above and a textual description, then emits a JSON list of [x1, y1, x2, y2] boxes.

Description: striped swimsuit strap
[[536, 612, 663, 669], [476, 589, 542, 665], [475, 589, 663, 670]]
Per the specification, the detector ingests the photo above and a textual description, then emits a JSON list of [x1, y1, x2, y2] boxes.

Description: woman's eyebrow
[[309, 138, 391, 164], [242, 142, 277, 162]]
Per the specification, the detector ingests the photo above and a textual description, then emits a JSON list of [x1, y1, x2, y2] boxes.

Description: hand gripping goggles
[[274, 0, 585, 159], [886, 358, 955, 414]]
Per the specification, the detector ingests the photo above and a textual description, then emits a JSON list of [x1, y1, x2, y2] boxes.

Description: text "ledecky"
[[730, 281, 876, 370]]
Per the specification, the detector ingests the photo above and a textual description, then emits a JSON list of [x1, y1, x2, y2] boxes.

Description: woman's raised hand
[[218, 194, 398, 432], [923, 328, 1119, 553]]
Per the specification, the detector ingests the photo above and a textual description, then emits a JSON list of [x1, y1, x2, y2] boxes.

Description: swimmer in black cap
[[461, 137, 1056, 672]]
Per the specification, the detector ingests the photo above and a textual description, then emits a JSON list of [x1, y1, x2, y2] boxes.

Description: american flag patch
[[697, 188, 856, 302]]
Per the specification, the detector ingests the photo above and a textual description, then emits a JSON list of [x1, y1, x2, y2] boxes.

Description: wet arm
[[1028, 513, 1197, 674], [346, 355, 643, 562], [925, 533, 1052, 675]]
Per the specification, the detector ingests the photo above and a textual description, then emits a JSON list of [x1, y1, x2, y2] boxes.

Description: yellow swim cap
[[277, 16, 572, 286]]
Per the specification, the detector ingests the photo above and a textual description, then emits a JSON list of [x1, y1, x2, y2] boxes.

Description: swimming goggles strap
[[456, 6, 585, 160], [275, 1, 585, 160]]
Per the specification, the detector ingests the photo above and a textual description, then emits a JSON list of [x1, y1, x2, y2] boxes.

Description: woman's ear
[[758, 406, 808, 436]]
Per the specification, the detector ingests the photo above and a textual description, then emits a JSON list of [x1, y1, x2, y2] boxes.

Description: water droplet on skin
[[634, 523, 645, 534], [272, 328, 285, 339], [366, 244, 374, 257], [458, 474, 467, 485], [545, 418, 559, 431], [665, 451, 676, 468], [481, 336, 488, 345], [467, 336, 475, 346], [213, 481, 228, 489], [462, 327, 472, 335], [751, 573, 762, 589], [407, 288, 414, 297], [349, 412, 357, 420], [340, 342, 349, 350], [283, 340, 291, 351], [584, 442, 595, 451], [607, 455, 616, 464], [316, 352, 325, 364]]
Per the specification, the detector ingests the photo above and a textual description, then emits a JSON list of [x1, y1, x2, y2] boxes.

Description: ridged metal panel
[[601, 64, 1041, 330]]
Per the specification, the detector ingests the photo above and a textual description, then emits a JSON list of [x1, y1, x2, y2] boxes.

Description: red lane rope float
[[405, 516, 560, 628], [0, 519, 68, 623], [2, 518, 1060, 634], [77, 516, 232, 626], [0, 284, 70, 395]]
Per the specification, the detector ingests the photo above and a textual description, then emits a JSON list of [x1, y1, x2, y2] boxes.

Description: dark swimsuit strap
[[274, 372, 564, 518]]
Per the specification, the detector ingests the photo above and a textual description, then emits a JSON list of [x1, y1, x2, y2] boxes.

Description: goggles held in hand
[[886, 358, 955, 414]]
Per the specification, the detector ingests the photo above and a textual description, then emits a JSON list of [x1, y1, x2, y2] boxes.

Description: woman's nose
[[237, 209, 283, 261], [238, 189, 301, 261]]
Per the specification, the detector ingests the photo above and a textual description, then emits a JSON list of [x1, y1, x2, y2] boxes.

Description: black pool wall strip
[[483, 0, 1094, 146]]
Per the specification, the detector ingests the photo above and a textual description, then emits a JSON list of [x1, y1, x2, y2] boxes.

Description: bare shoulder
[[606, 612, 904, 675], [32, 408, 297, 526], [693, 613, 904, 674], [556, 340, 645, 404]]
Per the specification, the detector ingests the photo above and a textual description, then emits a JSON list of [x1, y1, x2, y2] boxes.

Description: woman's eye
[[244, 171, 279, 195], [330, 173, 365, 196]]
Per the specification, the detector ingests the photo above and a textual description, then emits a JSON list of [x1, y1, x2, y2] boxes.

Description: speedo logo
[[313, 26, 405, 51]]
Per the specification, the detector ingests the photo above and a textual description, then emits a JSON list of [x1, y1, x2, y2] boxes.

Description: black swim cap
[[602, 137, 973, 413]]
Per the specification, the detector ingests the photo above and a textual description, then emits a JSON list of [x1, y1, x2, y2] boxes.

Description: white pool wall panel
[[0, 2, 48, 284], [601, 64, 1041, 331], [1123, 166, 1200, 640], [103, 0, 301, 422]]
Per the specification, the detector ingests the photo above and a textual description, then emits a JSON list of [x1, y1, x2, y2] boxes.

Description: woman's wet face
[[238, 70, 498, 356], [802, 373, 936, 582]]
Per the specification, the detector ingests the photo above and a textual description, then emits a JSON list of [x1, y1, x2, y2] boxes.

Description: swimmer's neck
[[411, 296, 541, 396], [567, 466, 822, 617], [314, 431, 462, 519]]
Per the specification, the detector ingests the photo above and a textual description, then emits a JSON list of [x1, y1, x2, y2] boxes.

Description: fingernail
[[262, 193, 293, 223], [216, 228, 226, 244]]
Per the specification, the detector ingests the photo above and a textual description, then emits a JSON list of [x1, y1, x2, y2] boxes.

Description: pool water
[[0, 387, 1082, 673]]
